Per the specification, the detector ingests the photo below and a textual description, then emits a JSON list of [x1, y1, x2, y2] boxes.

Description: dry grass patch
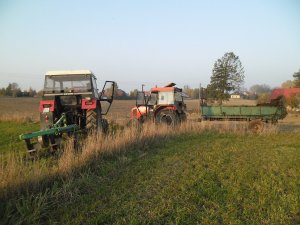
[[0, 120, 263, 198]]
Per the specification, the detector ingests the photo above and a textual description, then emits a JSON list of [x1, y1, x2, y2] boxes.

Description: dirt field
[[0, 97, 299, 131], [0, 97, 254, 122]]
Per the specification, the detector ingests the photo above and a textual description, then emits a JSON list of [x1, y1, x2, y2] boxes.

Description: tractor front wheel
[[156, 110, 179, 126]]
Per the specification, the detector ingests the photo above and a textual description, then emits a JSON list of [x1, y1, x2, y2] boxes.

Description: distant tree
[[113, 82, 119, 98], [0, 87, 5, 96], [293, 69, 300, 87], [257, 93, 271, 104], [183, 85, 193, 98], [129, 89, 138, 98], [37, 89, 44, 97], [28, 87, 37, 97], [281, 80, 295, 88], [11, 83, 22, 97], [182, 85, 200, 99], [5, 83, 13, 96], [208, 52, 245, 103], [192, 88, 200, 99], [249, 84, 272, 94], [4, 82, 21, 97]]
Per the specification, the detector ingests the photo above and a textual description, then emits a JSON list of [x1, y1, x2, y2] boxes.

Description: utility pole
[[199, 83, 202, 112]]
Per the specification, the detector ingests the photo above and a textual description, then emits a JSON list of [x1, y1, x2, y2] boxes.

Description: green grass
[[1, 131, 299, 225], [0, 121, 39, 155]]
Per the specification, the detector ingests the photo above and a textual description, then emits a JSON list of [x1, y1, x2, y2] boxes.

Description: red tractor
[[130, 83, 187, 126], [20, 70, 115, 154]]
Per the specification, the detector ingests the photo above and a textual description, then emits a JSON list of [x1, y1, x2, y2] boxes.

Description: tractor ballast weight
[[20, 70, 115, 154], [130, 83, 187, 126]]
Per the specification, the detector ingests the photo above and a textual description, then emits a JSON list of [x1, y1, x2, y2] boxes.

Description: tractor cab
[[40, 70, 115, 129], [43, 72, 98, 97], [150, 84, 186, 112]]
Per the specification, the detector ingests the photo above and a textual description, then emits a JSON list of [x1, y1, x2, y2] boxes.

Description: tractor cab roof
[[151, 83, 182, 93], [45, 70, 94, 77]]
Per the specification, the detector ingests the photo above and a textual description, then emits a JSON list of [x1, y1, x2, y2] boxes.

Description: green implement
[[19, 124, 78, 141], [19, 113, 79, 154]]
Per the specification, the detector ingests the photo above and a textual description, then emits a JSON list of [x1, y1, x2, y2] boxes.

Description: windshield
[[175, 92, 184, 102], [148, 93, 158, 105], [44, 75, 92, 93]]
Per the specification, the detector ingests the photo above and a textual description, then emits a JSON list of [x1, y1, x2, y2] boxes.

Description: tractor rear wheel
[[248, 120, 264, 133], [156, 110, 179, 126], [86, 106, 102, 133]]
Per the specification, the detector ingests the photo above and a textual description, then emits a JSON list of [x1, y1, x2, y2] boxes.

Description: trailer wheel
[[248, 120, 264, 133], [86, 106, 102, 133], [156, 110, 179, 126]]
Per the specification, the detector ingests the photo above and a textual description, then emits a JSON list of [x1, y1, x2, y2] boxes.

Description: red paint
[[39, 100, 55, 112], [150, 87, 175, 92], [81, 99, 97, 109], [270, 88, 300, 100], [130, 106, 151, 119]]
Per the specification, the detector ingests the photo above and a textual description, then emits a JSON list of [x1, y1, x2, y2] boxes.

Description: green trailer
[[201, 105, 287, 122], [200, 102, 287, 132]]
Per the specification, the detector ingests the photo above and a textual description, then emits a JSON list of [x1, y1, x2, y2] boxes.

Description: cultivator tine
[[24, 139, 35, 153]]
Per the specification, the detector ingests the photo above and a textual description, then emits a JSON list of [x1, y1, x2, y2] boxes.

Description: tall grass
[[0, 120, 277, 199]]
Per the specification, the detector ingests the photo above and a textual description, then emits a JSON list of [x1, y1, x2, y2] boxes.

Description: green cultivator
[[19, 113, 78, 153], [20, 70, 115, 154]]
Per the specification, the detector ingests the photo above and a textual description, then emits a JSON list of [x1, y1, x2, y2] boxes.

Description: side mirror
[[100, 81, 115, 115]]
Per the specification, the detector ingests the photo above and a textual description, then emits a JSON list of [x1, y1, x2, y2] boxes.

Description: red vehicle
[[130, 83, 187, 126], [20, 70, 115, 154], [270, 88, 300, 101]]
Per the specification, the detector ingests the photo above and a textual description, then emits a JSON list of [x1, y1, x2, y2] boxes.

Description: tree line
[[0, 83, 37, 97], [1, 59, 299, 101]]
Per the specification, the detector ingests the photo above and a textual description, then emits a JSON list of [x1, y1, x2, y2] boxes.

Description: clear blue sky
[[0, 0, 299, 92]]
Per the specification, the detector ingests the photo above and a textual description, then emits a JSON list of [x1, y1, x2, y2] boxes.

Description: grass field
[[1, 131, 299, 224], [0, 97, 299, 224]]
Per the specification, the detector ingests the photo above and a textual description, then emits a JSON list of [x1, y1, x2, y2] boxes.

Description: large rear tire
[[155, 110, 179, 126], [86, 106, 102, 133]]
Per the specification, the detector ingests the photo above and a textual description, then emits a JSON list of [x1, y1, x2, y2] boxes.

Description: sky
[[0, 0, 299, 92]]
